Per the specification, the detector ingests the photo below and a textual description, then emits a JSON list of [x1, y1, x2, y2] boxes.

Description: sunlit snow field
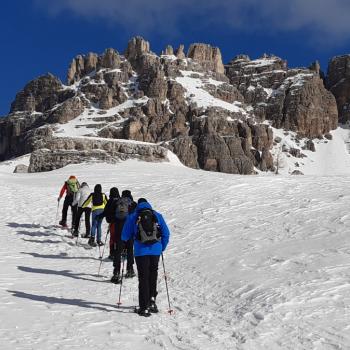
[[0, 158, 350, 349]]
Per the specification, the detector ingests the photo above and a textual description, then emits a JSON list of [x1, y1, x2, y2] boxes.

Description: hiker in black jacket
[[110, 190, 137, 284]]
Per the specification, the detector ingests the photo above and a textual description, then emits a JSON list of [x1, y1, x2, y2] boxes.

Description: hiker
[[110, 192, 136, 284], [82, 184, 107, 247], [72, 182, 91, 238], [121, 198, 170, 317], [57, 175, 80, 229], [100, 187, 121, 258], [120, 190, 137, 274]]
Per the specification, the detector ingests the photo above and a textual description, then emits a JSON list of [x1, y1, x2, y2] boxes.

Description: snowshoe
[[149, 297, 158, 313], [110, 273, 121, 284], [125, 268, 136, 278], [88, 237, 96, 247]]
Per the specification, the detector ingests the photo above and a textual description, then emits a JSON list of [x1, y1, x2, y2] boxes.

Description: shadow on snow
[[7, 290, 117, 312], [17, 266, 106, 283]]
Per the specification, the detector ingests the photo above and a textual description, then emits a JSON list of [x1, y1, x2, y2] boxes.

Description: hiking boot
[[72, 230, 79, 237], [110, 273, 121, 284], [97, 240, 104, 247], [149, 297, 158, 313], [125, 268, 136, 278], [108, 254, 114, 260], [59, 221, 67, 228], [137, 308, 151, 317], [88, 237, 96, 247]]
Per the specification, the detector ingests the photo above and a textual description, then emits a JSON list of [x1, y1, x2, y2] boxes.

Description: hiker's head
[[94, 184, 102, 193], [110, 187, 120, 199]]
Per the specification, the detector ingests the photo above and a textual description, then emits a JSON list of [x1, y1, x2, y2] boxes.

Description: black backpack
[[136, 209, 161, 244], [104, 198, 118, 223], [115, 197, 130, 220]]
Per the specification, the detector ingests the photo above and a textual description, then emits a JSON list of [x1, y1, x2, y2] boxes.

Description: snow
[[176, 71, 247, 115], [54, 97, 149, 138], [243, 58, 280, 68], [271, 126, 350, 175], [1, 157, 350, 349]]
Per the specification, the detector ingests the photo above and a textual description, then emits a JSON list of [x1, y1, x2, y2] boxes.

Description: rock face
[[187, 43, 225, 74], [225, 55, 338, 138], [28, 136, 168, 172], [0, 36, 342, 175], [10, 74, 67, 113], [326, 55, 350, 123]]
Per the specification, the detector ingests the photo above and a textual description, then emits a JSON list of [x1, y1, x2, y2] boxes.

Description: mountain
[[1, 36, 350, 175]]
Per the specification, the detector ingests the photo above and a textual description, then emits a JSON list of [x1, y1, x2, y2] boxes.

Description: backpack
[[136, 209, 161, 244], [92, 193, 104, 207], [66, 178, 79, 194], [115, 197, 130, 220], [104, 198, 118, 223]]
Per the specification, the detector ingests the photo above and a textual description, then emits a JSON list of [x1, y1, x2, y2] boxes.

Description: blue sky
[[1, 0, 350, 116]]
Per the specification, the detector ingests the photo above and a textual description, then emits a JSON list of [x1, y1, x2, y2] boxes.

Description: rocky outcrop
[[28, 137, 168, 172], [187, 43, 225, 74], [13, 164, 29, 173], [226, 55, 338, 138], [10, 74, 67, 113], [326, 55, 350, 123]]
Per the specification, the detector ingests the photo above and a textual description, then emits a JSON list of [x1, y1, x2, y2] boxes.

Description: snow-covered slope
[[271, 126, 350, 175], [0, 159, 350, 349]]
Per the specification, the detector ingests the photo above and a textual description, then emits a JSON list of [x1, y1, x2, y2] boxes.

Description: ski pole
[[97, 228, 110, 276], [55, 200, 60, 223], [117, 249, 127, 307], [161, 253, 173, 314]]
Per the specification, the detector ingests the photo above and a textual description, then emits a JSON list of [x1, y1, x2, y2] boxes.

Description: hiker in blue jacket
[[122, 198, 170, 317]]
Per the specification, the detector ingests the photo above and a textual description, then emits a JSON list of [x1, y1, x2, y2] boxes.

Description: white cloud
[[34, 0, 350, 45]]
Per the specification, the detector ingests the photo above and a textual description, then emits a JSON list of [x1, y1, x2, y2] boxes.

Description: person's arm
[[103, 194, 108, 206], [82, 194, 92, 208], [121, 215, 133, 242], [158, 214, 170, 251], [58, 183, 67, 201]]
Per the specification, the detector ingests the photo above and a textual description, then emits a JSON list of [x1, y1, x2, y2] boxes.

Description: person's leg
[[74, 207, 83, 232], [149, 255, 160, 300], [112, 239, 123, 275], [61, 196, 70, 224], [91, 211, 97, 238], [135, 255, 151, 311], [126, 239, 135, 275], [84, 208, 91, 237], [109, 223, 116, 257], [111, 220, 124, 278], [71, 204, 78, 229]]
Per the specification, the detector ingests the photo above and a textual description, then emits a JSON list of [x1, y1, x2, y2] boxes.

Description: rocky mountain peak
[[187, 43, 225, 74], [1, 36, 348, 175]]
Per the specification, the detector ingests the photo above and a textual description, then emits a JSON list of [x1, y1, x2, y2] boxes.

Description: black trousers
[[61, 195, 77, 227], [74, 207, 91, 234], [112, 219, 134, 273], [135, 255, 160, 310]]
